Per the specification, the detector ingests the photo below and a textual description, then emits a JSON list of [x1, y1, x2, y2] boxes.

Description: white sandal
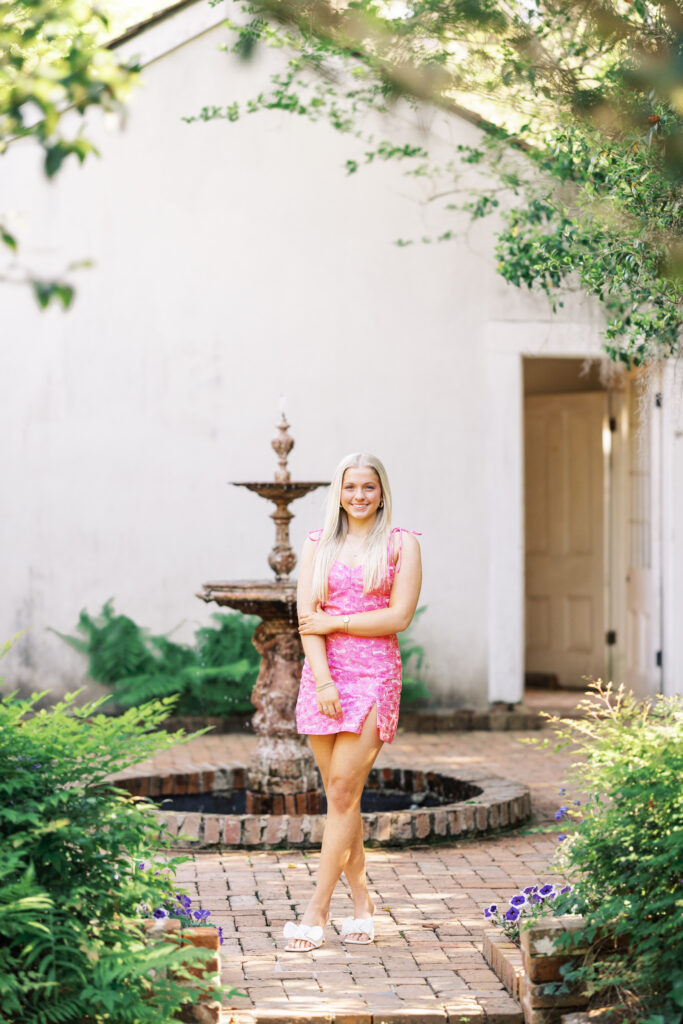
[[282, 920, 326, 952], [340, 914, 375, 945]]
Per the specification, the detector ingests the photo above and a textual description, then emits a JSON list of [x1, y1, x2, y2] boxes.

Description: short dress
[[296, 527, 420, 744]]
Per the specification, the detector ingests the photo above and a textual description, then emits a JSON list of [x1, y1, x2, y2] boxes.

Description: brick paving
[[127, 722, 580, 1021]]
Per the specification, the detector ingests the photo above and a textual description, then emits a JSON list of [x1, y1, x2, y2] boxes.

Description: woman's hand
[[298, 605, 338, 636], [315, 681, 343, 719]]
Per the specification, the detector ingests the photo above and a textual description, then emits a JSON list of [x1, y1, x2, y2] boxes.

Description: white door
[[524, 392, 608, 687]]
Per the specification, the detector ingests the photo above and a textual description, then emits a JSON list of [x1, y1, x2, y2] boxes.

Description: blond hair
[[311, 453, 393, 603]]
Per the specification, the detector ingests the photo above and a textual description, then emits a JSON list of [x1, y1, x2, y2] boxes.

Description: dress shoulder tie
[[388, 527, 422, 572]]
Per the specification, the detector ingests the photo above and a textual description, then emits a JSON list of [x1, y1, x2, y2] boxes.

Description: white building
[[2, 1, 682, 707]]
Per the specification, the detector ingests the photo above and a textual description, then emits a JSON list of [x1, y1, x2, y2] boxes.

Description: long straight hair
[[311, 453, 393, 603]]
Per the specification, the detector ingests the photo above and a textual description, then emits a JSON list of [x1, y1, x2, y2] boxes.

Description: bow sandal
[[340, 910, 375, 945], [282, 917, 328, 952]]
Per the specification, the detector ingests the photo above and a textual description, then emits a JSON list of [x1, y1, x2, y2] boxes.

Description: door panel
[[525, 392, 607, 687], [621, 382, 661, 693]]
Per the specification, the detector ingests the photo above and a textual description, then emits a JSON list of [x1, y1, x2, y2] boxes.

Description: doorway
[[524, 359, 609, 689], [522, 358, 662, 697]]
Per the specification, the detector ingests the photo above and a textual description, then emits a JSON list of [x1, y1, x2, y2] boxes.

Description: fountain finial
[[272, 414, 293, 483]]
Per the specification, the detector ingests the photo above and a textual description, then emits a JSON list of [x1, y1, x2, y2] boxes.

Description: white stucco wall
[[2, 5, 610, 706]]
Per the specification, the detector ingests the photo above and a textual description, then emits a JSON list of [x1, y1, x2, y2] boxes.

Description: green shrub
[[55, 602, 260, 716], [57, 600, 430, 717], [399, 606, 431, 709], [0, 678, 225, 1024], [539, 681, 683, 1023]]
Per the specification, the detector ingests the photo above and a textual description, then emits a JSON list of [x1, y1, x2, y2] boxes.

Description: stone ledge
[[159, 706, 545, 736], [114, 767, 531, 849], [226, 1008, 523, 1023], [484, 920, 596, 1024]]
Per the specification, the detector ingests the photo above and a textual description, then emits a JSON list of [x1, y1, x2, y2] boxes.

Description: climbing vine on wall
[[187, 0, 683, 366]]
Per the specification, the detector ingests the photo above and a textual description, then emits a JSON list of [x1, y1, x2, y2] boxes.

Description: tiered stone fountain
[[197, 416, 328, 815]]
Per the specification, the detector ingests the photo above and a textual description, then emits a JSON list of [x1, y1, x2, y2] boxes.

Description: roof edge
[[107, 0, 207, 51]]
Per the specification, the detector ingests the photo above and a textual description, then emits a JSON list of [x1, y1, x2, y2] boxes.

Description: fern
[[58, 602, 430, 716], [398, 606, 431, 709], [55, 605, 261, 717]]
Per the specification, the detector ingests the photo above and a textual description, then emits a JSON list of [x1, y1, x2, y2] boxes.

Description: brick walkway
[[131, 724, 579, 1022]]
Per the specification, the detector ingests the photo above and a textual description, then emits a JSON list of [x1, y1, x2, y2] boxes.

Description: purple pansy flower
[[505, 906, 521, 922], [539, 884, 555, 896], [509, 894, 526, 907]]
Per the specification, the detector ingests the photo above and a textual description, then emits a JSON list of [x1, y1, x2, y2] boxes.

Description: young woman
[[283, 452, 422, 952]]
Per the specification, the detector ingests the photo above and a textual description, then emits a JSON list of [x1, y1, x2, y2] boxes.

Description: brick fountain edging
[[116, 765, 531, 849]]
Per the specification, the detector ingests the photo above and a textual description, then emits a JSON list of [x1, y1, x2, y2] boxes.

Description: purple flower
[[180, 895, 192, 909], [505, 907, 521, 922], [193, 909, 211, 921], [538, 884, 555, 896], [560, 886, 571, 894], [218, 926, 224, 946], [509, 895, 526, 907], [153, 908, 168, 919], [523, 886, 538, 895], [531, 894, 543, 905], [559, 788, 566, 795], [555, 806, 569, 821], [138, 862, 146, 871], [573, 800, 581, 806], [558, 834, 568, 842]]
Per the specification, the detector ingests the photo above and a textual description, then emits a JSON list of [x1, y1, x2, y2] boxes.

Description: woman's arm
[[297, 539, 342, 718], [299, 532, 422, 638]]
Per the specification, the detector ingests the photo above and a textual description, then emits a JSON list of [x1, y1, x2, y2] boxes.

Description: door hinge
[[656, 650, 662, 668], [609, 416, 617, 432], [606, 630, 617, 646], [655, 392, 663, 408]]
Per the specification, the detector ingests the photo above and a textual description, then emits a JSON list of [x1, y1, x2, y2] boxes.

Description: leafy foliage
[[0, 0, 138, 306], [199, 1, 683, 365], [0, 677, 226, 1023], [55, 601, 261, 716], [536, 681, 683, 1021], [398, 605, 431, 708]]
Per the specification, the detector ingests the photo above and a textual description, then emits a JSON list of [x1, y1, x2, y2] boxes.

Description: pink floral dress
[[296, 527, 419, 744]]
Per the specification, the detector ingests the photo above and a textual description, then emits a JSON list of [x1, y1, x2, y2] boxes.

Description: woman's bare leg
[[310, 738, 366, 898], [287, 708, 383, 950]]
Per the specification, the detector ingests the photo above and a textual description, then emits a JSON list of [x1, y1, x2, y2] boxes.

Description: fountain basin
[[116, 766, 531, 849], [197, 579, 297, 621]]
